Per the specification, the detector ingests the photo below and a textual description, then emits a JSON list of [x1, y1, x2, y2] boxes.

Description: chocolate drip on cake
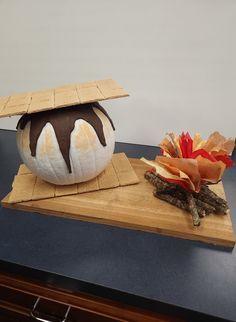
[[17, 103, 115, 173]]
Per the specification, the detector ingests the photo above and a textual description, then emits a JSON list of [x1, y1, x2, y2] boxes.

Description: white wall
[[0, 0, 235, 146]]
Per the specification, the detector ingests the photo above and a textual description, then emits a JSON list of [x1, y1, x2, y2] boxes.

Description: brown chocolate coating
[[17, 102, 115, 173]]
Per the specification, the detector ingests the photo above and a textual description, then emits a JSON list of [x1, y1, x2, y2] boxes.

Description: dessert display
[[0, 80, 235, 247]]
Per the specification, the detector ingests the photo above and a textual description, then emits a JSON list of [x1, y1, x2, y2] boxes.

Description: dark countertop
[[0, 129, 236, 322]]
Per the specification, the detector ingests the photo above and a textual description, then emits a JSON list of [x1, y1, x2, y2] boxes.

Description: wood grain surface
[[2, 158, 235, 247]]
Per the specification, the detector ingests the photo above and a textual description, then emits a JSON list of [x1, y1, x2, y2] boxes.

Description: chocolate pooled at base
[[16, 102, 115, 173]]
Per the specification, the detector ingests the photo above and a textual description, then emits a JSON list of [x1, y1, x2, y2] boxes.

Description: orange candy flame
[[142, 132, 235, 192]]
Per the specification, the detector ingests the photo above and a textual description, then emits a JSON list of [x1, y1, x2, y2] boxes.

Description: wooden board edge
[[2, 198, 235, 248], [1, 157, 235, 249]]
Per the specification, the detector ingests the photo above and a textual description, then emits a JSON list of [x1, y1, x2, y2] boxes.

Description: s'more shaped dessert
[[0, 79, 128, 185]]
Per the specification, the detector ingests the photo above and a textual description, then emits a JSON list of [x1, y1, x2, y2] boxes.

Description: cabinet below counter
[[0, 272, 184, 322]]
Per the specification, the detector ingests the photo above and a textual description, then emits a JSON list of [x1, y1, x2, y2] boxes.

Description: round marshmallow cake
[[16, 102, 115, 185]]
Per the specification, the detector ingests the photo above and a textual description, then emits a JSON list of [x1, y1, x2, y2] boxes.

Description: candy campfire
[[142, 132, 235, 226]]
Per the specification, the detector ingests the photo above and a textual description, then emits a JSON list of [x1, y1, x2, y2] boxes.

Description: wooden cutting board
[[2, 158, 235, 248]]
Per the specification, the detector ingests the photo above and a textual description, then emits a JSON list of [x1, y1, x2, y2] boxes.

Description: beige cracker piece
[[112, 153, 139, 186], [77, 181, 90, 194], [97, 162, 120, 190], [0, 93, 31, 117], [28, 90, 54, 113], [0, 79, 129, 118], [96, 79, 126, 99], [32, 177, 55, 200], [77, 177, 99, 193], [17, 164, 31, 175], [8, 174, 37, 203], [76, 86, 104, 104], [54, 86, 80, 107], [0, 96, 10, 113], [55, 184, 78, 197], [7, 153, 139, 203]]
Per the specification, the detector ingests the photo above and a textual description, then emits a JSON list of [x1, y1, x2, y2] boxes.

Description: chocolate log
[[153, 189, 206, 218], [186, 192, 201, 226], [194, 185, 228, 214], [145, 171, 230, 225], [144, 171, 180, 192]]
